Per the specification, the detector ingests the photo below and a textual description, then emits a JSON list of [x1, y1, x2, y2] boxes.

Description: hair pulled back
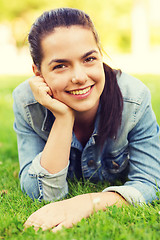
[[28, 8, 123, 148], [28, 8, 100, 70]]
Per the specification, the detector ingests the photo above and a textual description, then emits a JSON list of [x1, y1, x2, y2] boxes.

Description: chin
[[72, 102, 99, 113]]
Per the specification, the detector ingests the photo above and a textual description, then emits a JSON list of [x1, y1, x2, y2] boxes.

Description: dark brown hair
[[28, 8, 123, 147]]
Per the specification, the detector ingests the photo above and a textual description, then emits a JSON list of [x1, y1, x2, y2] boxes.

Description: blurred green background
[[0, 0, 133, 51], [0, 0, 160, 75]]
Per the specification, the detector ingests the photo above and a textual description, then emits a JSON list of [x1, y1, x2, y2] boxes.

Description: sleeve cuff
[[28, 152, 69, 201], [102, 185, 145, 205], [28, 152, 69, 177]]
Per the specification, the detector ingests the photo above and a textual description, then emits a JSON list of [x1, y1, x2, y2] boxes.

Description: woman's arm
[[102, 83, 160, 205], [24, 191, 128, 232], [40, 116, 74, 174], [13, 76, 74, 201], [28, 76, 75, 174]]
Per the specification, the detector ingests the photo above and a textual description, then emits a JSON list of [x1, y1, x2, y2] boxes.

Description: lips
[[68, 86, 92, 95], [67, 85, 93, 95]]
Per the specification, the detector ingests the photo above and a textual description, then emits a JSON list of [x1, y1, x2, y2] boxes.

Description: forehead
[[41, 26, 99, 59]]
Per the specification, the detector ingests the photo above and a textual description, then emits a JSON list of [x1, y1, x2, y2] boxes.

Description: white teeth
[[69, 86, 91, 95]]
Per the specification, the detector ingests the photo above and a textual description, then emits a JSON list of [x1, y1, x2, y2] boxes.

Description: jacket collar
[[41, 108, 55, 132]]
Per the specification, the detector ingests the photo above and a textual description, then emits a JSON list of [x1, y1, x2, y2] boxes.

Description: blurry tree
[[0, 0, 48, 20], [132, 0, 149, 55], [0, 0, 132, 52], [0, 0, 51, 47], [149, 0, 160, 47]]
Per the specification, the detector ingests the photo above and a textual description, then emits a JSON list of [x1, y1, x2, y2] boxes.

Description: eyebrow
[[82, 50, 99, 59], [48, 50, 99, 66]]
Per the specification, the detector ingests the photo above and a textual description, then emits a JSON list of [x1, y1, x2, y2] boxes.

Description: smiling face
[[38, 26, 105, 114]]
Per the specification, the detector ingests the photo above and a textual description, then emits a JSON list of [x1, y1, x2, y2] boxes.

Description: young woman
[[13, 8, 160, 232]]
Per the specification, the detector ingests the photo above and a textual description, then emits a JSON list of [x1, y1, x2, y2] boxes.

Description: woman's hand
[[24, 194, 93, 232], [29, 76, 73, 118], [24, 192, 127, 232]]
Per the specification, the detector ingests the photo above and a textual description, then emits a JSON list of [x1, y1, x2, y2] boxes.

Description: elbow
[[20, 172, 40, 200], [20, 172, 68, 202]]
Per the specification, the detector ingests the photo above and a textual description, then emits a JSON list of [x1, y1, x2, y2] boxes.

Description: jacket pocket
[[102, 147, 129, 174]]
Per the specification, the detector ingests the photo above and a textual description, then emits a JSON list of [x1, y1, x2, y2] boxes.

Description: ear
[[32, 64, 41, 76]]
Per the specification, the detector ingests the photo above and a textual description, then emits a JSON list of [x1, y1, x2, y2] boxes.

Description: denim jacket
[[13, 72, 160, 205]]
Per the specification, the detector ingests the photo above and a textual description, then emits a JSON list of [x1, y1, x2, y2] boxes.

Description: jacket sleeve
[[13, 83, 69, 201], [103, 87, 160, 205]]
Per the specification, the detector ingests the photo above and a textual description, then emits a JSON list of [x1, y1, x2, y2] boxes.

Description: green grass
[[0, 74, 160, 240], [133, 74, 160, 125]]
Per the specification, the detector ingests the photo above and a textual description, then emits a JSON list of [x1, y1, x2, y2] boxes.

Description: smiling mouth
[[68, 86, 92, 95]]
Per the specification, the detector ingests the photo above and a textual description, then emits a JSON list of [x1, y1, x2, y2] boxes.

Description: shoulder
[[13, 76, 37, 106], [117, 72, 151, 105]]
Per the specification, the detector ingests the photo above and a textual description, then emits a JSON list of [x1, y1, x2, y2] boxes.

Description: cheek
[[91, 66, 105, 86], [99, 66, 105, 85], [48, 78, 67, 95]]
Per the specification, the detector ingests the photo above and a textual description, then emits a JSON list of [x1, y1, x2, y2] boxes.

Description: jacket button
[[87, 160, 95, 167]]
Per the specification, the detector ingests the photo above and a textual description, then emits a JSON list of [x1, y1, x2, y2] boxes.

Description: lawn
[[0, 74, 160, 240]]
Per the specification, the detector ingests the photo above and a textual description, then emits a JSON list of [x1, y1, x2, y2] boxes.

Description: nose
[[72, 64, 87, 84]]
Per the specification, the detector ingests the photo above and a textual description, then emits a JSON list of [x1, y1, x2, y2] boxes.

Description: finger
[[51, 221, 73, 233], [24, 219, 48, 232], [30, 75, 45, 83], [29, 77, 46, 90], [41, 223, 52, 231], [24, 214, 64, 232], [24, 217, 37, 227], [52, 223, 63, 233], [46, 86, 53, 96], [33, 82, 52, 98], [33, 224, 41, 232], [38, 85, 52, 96], [24, 220, 40, 231], [24, 217, 34, 228], [24, 212, 43, 228]]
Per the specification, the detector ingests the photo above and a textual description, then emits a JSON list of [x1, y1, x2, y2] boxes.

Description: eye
[[53, 64, 67, 70], [84, 56, 96, 63]]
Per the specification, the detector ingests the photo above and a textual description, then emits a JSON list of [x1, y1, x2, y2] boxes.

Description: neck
[[74, 101, 99, 128], [73, 102, 99, 146]]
